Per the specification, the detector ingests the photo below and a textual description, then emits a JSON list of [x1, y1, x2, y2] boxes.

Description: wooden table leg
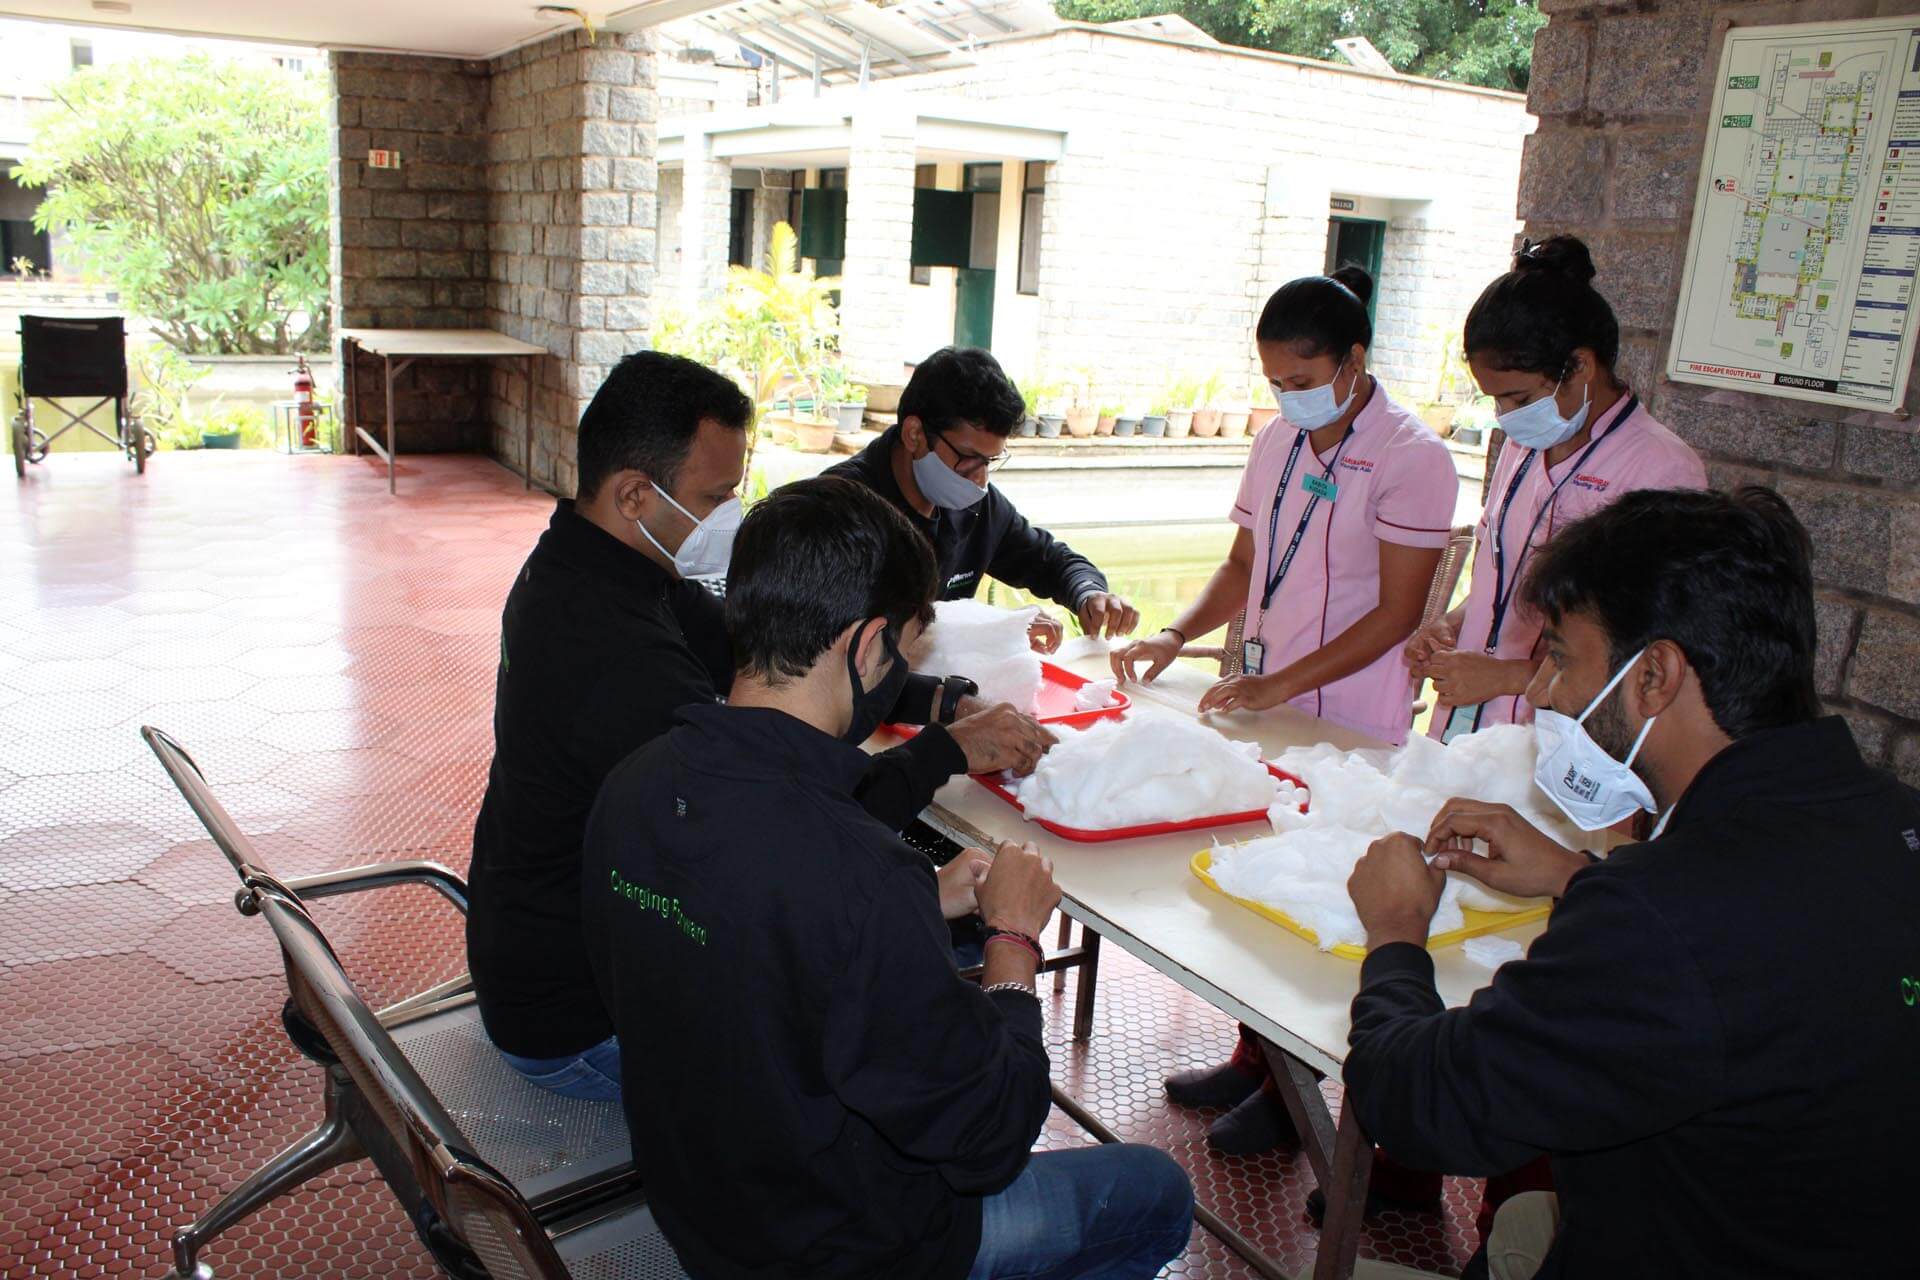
[[1071, 926, 1100, 1041], [1261, 1038, 1372, 1280], [1052, 914, 1073, 994]]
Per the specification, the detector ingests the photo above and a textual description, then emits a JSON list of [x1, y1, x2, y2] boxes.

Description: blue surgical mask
[[911, 438, 989, 510], [1274, 363, 1359, 432], [1532, 647, 1658, 831], [1498, 378, 1590, 450]]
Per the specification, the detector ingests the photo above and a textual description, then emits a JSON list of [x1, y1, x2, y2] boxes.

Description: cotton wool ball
[[910, 599, 1045, 713], [1021, 716, 1277, 829]]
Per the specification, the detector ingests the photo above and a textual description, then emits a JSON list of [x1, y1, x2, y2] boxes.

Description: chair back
[[143, 725, 285, 896], [257, 887, 572, 1280], [20, 315, 129, 400]]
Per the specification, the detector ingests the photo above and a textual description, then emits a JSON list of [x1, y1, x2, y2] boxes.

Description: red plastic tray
[[886, 661, 1130, 738], [975, 763, 1312, 844]]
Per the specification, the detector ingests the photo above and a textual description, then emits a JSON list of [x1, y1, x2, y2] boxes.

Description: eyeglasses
[[929, 427, 1010, 476]]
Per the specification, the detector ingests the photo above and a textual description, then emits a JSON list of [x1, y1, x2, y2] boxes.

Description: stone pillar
[[839, 110, 918, 388], [678, 131, 731, 305], [484, 30, 658, 496]]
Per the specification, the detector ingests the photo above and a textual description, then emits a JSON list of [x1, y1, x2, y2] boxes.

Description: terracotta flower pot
[[1218, 409, 1251, 439], [793, 419, 838, 453], [1065, 408, 1098, 438], [1165, 408, 1194, 438], [1191, 407, 1223, 437], [1095, 415, 1117, 436], [1248, 406, 1280, 434]]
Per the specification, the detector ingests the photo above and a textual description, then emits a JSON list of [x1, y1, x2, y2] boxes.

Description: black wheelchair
[[10, 314, 154, 477]]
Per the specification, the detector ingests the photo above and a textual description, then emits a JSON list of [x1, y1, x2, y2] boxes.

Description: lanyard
[[1463, 395, 1636, 736], [1259, 426, 1353, 616], [1483, 394, 1638, 656]]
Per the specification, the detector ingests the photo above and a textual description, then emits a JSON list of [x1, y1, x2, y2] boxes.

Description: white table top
[[920, 652, 1545, 1078], [339, 328, 548, 358]]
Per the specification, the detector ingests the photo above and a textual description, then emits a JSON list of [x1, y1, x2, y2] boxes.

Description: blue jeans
[[498, 1034, 623, 1102], [968, 1145, 1194, 1280]]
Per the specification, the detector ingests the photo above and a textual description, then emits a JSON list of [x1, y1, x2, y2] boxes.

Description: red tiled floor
[[0, 452, 1484, 1279]]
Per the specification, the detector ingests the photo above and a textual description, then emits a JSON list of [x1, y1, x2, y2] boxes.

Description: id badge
[[1241, 638, 1266, 675], [1302, 473, 1338, 502]]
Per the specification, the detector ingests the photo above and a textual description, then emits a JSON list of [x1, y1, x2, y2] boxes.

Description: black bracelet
[[1162, 625, 1188, 646]]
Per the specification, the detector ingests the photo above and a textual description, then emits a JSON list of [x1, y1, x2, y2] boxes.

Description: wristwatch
[[938, 675, 979, 725]]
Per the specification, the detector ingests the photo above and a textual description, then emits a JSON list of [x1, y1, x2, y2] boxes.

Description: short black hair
[[1255, 266, 1374, 357], [1521, 486, 1820, 740], [726, 476, 937, 683], [898, 346, 1026, 439], [1463, 235, 1621, 379], [576, 351, 753, 499]]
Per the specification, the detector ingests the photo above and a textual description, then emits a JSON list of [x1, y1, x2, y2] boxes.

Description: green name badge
[[1302, 473, 1338, 501]]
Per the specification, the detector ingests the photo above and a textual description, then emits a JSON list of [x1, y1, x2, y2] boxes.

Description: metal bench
[[143, 726, 680, 1280]]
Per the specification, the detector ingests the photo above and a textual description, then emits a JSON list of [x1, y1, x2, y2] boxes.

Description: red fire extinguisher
[[292, 354, 317, 448]]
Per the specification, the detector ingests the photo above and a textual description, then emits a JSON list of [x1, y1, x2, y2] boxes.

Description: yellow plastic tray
[[1190, 848, 1552, 961]]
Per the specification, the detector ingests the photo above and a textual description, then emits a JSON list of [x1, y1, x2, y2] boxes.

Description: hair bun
[[1513, 235, 1597, 284], [1329, 263, 1375, 306]]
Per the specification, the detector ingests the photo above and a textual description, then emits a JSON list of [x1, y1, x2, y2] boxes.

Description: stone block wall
[[330, 53, 491, 452], [483, 31, 658, 496], [1523, 0, 1920, 782]]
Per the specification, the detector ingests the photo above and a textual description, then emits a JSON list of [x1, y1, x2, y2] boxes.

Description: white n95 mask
[[637, 484, 741, 580], [1274, 363, 1358, 432], [1497, 378, 1590, 450], [1532, 647, 1658, 831]]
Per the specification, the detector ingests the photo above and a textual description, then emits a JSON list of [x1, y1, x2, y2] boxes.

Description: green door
[[1327, 217, 1386, 323], [955, 268, 995, 349]]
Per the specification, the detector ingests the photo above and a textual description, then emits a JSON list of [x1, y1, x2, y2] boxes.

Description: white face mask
[[910, 437, 989, 510], [1274, 361, 1359, 432], [1497, 377, 1590, 450], [636, 482, 741, 580], [1532, 646, 1658, 831]]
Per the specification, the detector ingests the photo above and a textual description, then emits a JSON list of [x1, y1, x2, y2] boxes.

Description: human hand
[[936, 846, 994, 920], [1403, 617, 1459, 679], [1425, 799, 1587, 900], [1197, 672, 1289, 714], [1076, 592, 1141, 640], [1109, 630, 1183, 685], [1426, 650, 1531, 708], [1028, 612, 1065, 654], [1347, 832, 1446, 949], [977, 840, 1062, 937], [948, 702, 1056, 776]]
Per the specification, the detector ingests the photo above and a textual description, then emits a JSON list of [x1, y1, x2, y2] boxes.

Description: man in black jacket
[[467, 352, 1053, 1099], [582, 476, 1192, 1280], [1342, 487, 1918, 1279], [828, 346, 1141, 648]]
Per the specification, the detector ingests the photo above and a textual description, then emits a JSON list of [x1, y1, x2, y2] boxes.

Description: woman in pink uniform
[[1407, 236, 1706, 740], [1112, 266, 1458, 748]]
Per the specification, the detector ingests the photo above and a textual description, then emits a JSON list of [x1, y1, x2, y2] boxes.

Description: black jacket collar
[[671, 702, 872, 794], [538, 499, 673, 593], [1662, 716, 1871, 837]]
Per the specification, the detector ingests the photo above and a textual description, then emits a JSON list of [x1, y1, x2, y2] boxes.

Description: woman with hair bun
[[1407, 235, 1707, 740], [1112, 263, 1460, 751]]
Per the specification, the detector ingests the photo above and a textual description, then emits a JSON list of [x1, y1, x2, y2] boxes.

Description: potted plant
[[1008, 377, 1040, 437], [1027, 379, 1066, 438], [821, 364, 868, 433], [1163, 376, 1198, 438], [1190, 371, 1227, 437], [1218, 383, 1252, 439], [1063, 369, 1098, 439], [1113, 404, 1142, 437], [1247, 374, 1280, 434], [1095, 402, 1121, 437], [1141, 399, 1169, 438]]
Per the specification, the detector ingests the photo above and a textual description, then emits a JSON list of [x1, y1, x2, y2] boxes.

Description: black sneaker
[[1204, 1085, 1300, 1156], [1165, 1059, 1264, 1110]]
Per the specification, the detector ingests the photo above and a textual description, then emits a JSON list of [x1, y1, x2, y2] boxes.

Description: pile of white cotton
[[1016, 714, 1277, 829], [1074, 678, 1120, 712], [1208, 725, 1577, 951], [908, 599, 1044, 713]]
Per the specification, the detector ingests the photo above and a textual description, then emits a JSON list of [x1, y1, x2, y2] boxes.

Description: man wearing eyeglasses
[[829, 346, 1141, 649]]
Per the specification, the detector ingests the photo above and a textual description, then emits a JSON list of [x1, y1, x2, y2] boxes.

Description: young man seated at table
[[582, 476, 1194, 1280], [828, 345, 1142, 650], [466, 352, 1054, 1101], [1343, 486, 1917, 1279]]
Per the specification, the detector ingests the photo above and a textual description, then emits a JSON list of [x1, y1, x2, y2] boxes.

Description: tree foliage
[[1053, 0, 1546, 92], [11, 54, 330, 354]]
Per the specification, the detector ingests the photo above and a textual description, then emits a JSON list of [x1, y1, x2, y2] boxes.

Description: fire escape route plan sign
[[1670, 16, 1920, 412]]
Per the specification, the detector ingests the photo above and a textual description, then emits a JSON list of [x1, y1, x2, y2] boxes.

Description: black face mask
[[843, 625, 910, 745]]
